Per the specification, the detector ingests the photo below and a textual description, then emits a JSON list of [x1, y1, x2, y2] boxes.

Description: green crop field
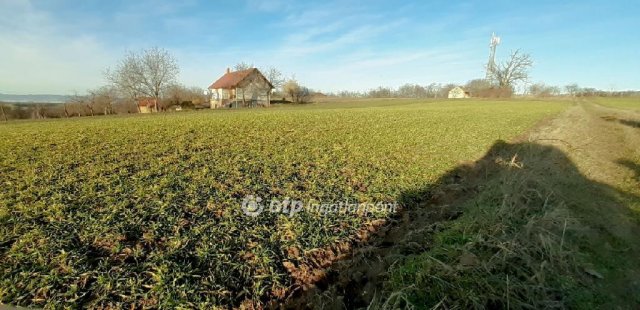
[[591, 97, 640, 111], [0, 99, 568, 308]]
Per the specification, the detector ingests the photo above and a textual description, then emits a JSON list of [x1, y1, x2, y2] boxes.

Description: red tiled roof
[[208, 68, 273, 90], [137, 97, 157, 107]]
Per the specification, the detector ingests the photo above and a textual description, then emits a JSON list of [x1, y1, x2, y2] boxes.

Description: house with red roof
[[137, 97, 158, 113], [208, 68, 274, 108]]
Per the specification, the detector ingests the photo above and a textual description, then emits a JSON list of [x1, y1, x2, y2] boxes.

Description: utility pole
[[485, 32, 501, 80]]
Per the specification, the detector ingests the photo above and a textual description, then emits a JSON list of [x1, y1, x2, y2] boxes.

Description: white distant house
[[448, 86, 470, 99]]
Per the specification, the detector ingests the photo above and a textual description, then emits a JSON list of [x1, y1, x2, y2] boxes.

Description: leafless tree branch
[[489, 49, 533, 88], [105, 47, 179, 112]]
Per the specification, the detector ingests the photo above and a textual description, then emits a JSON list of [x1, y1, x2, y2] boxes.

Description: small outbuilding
[[448, 86, 470, 99], [208, 68, 274, 108], [137, 98, 158, 113]]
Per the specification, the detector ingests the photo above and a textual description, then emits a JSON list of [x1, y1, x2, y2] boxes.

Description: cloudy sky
[[1, 0, 638, 95]]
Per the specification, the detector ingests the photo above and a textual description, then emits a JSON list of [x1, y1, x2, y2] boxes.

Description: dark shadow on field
[[2, 143, 640, 308], [619, 119, 640, 128], [284, 140, 640, 309], [601, 115, 640, 129], [617, 159, 640, 182]]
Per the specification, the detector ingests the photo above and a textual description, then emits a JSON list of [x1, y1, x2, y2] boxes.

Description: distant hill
[[0, 93, 70, 103]]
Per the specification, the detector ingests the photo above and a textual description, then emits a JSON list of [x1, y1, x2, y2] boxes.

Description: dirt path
[[282, 101, 640, 309], [531, 100, 640, 188], [530, 100, 640, 307]]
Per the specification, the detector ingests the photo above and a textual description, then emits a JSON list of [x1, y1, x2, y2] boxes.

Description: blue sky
[[1, 0, 638, 95]]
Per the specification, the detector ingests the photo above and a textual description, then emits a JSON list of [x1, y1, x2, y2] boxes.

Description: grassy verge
[[590, 97, 640, 111], [377, 103, 640, 309], [381, 142, 586, 308]]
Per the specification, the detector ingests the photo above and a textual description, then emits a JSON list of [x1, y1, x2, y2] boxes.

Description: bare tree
[[106, 47, 179, 112], [0, 103, 7, 121], [165, 83, 186, 108], [489, 50, 533, 89], [89, 86, 118, 115], [465, 79, 492, 95], [368, 86, 394, 98], [283, 79, 310, 103], [425, 83, 442, 98], [397, 84, 428, 98], [283, 79, 299, 102], [261, 67, 285, 91], [164, 84, 207, 108], [67, 93, 89, 117], [565, 84, 580, 97], [105, 57, 140, 109], [86, 92, 96, 116], [32, 105, 46, 119], [62, 102, 70, 118], [529, 82, 561, 97], [234, 62, 253, 71]]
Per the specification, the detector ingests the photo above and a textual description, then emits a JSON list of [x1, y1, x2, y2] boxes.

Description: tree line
[[0, 85, 209, 120], [1, 47, 637, 121], [0, 48, 296, 120], [325, 49, 534, 99], [1, 81, 635, 121], [326, 50, 637, 99], [325, 82, 639, 99]]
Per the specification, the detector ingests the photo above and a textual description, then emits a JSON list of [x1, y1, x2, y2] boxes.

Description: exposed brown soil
[[277, 146, 508, 309]]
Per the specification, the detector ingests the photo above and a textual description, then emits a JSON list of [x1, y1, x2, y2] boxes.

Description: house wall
[[237, 71, 271, 107], [209, 71, 272, 108], [137, 98, 157, 112], [210, 88, 237, 108], [448, 87, 469, 99]]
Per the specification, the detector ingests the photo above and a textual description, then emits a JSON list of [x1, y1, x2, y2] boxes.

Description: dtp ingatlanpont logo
[[240, 195, 397, 217], [241, 195, 264, 217]]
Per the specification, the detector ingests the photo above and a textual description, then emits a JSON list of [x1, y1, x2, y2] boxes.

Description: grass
[[0, 99, 569, 308], [376, 99, 640, 309], [590, 96, 640, 111], [380, 142, 585, 309]]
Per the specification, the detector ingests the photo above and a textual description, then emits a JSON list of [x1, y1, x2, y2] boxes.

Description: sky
[[0, 0, 639, 95]]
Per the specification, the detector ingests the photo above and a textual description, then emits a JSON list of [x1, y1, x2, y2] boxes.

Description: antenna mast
[[485, 32, 501, 80]]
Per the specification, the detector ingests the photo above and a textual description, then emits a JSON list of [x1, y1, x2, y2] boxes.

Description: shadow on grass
[[601, 115, 640, 129], [287, 139, 640, 309], [619, 119, 640, 129], [617, 159, 640, 182], [2, 139, 640, 309]]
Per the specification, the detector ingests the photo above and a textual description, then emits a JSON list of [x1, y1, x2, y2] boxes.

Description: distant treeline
[[0, 88, 209, 121], [325, 80, 640, 99], [0, 100, 138, 120], [1, 82, 638, 121]]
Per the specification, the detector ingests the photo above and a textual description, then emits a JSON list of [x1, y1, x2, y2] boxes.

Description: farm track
[[282, 100, 640, 309]]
